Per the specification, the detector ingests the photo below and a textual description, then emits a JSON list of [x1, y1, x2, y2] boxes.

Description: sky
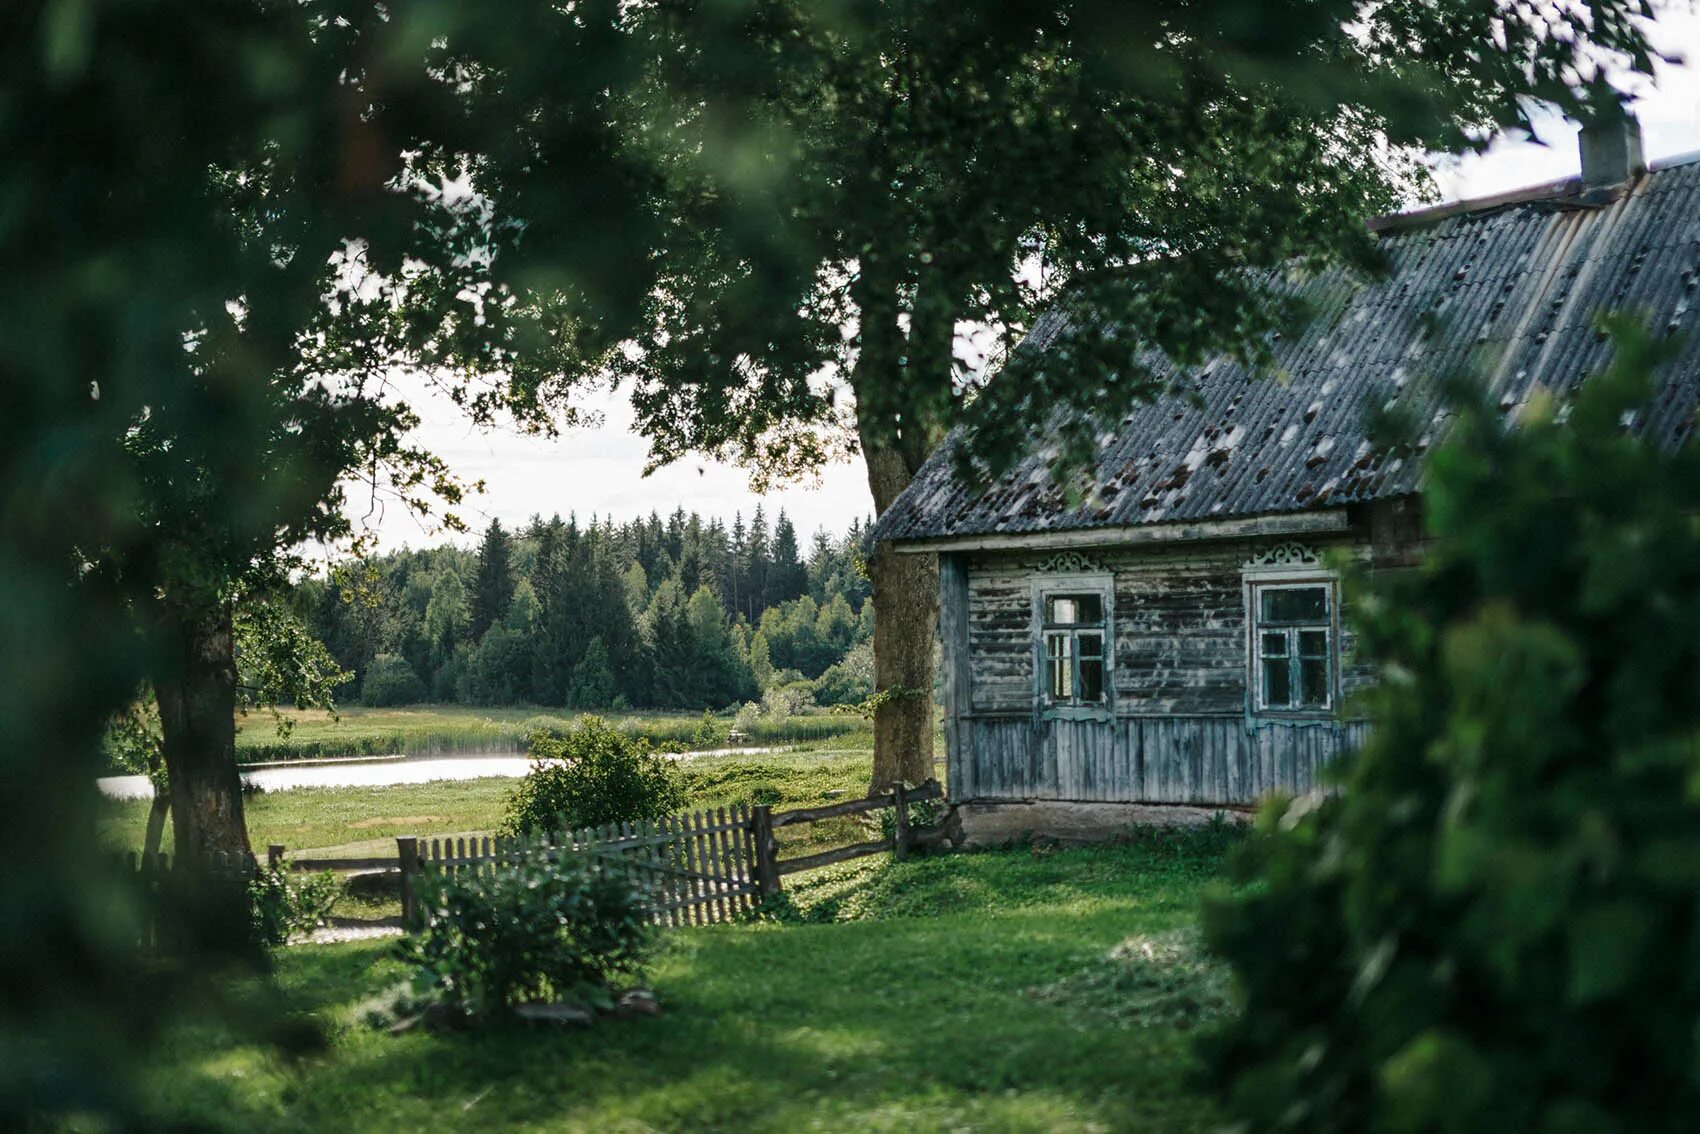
[[360, 13, 1700, 554]]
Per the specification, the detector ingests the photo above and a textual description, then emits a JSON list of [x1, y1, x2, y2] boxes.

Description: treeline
[[299, 507, 876, 712]]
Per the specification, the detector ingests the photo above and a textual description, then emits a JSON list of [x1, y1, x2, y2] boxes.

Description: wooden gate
[[401, 803, 762, 928]]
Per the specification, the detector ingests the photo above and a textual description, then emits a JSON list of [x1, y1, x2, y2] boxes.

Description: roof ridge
[[1369, 150, 1700, 235]]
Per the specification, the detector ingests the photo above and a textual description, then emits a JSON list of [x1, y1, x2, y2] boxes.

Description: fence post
[[396, 836, 420, 926], [267, 843, 285, 872], [749, 805, 782, 898], [891, 781, 911, 861]]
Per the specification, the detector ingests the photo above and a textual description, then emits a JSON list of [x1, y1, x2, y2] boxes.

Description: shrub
[[504, 715, 685, 836], [691, 708, 725, 749], [761, 681, 814, 720], [813, 639, 874, 706], [1202, 322, 1700, 1132], [361, 653, 426, 707], [249, 867, 340, 946], [400, 850, 655, 1019]]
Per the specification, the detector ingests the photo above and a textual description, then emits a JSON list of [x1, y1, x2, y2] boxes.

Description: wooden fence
[[117, 849, 259, 951], [261, 778, 955, 930]]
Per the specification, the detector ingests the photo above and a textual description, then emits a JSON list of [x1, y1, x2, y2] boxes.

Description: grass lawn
[[233, 704, 873, 763], [142, 834, 1236, 1132], [99, 746, 921, 861]]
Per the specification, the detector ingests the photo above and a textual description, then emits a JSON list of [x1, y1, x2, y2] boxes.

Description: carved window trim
[[1029, 570, 1114, 722], [1242, 556, 1339, 719]]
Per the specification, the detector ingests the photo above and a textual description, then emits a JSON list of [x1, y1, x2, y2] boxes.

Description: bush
[[761, 681, 814, 720], [1202, 323, 1700, 1132], [361, 653, 426, 707], [249, 868, 340, 946], [400, 850, 655, 1019], [813, 640, 874, 706], [504, 715, 686, 836]]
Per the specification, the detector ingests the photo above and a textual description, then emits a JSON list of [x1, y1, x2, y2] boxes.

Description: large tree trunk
[[154, 602, 253, 865], [864, 441, 938, 792], [853, 261, 956, 794]]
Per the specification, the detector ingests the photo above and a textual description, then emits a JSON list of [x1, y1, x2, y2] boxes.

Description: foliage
[[360, 654, 427, 708], [814, 640, 875, 707], [504, 717, 687, 837], [1202, 321, 1700, 1133], [400, 850, 656, 1019], [249, 868, 341, 947], [567, 637, 618, 709], [304, 508, 872, 710]]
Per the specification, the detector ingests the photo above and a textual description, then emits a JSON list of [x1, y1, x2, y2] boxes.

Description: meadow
[[100, 744, 899, 862], [231, 704, 871, 764], [136, 831, 1238, 1132]]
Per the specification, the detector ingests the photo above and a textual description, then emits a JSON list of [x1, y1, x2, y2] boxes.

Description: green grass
[[233, 704, 873, 764], [99, 746, 905, 861], [139, 833, 1236, 1132]]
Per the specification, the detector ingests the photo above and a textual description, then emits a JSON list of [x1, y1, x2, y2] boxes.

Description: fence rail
[[165, 778, 960, 933]]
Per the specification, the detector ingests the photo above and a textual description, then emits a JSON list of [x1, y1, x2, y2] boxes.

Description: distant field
[[232, 704, 872, 763], [98, 745, 918, 860]]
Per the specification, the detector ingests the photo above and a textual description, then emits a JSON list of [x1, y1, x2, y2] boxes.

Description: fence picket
[[685, 812, 709, 925], [712, 805, 735, 921]]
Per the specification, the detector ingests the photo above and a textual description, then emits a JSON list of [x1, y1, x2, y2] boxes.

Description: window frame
[[1030, 571, 1114, 720], [1242, 571, 1338, 718]]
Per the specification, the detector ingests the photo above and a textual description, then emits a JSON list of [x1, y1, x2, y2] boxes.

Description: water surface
[[97, 746, 780, 801]]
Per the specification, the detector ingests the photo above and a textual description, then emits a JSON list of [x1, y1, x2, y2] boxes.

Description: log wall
[[941, 511, 1407, 806]]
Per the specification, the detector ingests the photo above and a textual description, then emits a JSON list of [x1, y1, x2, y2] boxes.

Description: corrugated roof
[[874, 156, 1700, 545]]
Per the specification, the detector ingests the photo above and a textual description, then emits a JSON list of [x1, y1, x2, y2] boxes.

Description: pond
[[96, 746, 783, 801]]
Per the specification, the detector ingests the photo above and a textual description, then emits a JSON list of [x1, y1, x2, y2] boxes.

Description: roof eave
[[885, 506, 1359, 554]]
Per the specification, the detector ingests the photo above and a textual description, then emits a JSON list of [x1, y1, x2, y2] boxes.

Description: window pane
[[1300, 656, 1329, 706], [1046, 633, 1072, 699], [1050, 657, 1073, 699], [1047, 593, 1102, 626], [1298, 629, 1329, 658], [1260, 586, 1328, 623], [1263, 656, 1292, 707], [1260, 631, 1288, 658], [1077, 632, 1103, 659], [1078, 658, 1104, 702]]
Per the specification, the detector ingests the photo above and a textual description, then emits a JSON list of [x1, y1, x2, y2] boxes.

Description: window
[[1043, 592, 1106, 705], [1251, 582, 1334, 712]]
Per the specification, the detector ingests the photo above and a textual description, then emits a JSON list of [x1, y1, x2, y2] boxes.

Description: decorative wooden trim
[[1035, 550, 1107, 574], [1242, 541, 1322, 570]]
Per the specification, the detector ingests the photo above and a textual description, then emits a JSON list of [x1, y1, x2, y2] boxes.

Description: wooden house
[[872, 117, 1700, 841]]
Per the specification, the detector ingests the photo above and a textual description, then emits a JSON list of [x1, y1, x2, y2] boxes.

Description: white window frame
[[1030, 571, 1114, 720], [1242, 557, 1338, 718]]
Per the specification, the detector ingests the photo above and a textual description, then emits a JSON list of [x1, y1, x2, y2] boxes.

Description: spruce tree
[[469, 518, 515, 640]]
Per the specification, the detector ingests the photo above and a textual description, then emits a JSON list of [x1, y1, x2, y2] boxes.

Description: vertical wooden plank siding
[[938, 553, 974, 801], [940, 531, 1395, 807]]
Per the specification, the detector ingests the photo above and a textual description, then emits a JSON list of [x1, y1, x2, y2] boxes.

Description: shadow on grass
[[158, 842, 1233, 1133]]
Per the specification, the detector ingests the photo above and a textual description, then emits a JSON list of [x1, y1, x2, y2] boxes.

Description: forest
[[300, 507, 877, 713]]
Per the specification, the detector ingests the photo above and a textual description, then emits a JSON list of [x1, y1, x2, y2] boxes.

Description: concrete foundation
[[956, 798, 1251, 847]]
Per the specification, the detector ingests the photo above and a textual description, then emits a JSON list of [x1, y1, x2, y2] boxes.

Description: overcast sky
[[360, 13, 1700, 553]]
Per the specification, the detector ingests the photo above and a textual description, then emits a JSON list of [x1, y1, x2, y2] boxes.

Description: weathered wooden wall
[[943, 510, 1408, 806]]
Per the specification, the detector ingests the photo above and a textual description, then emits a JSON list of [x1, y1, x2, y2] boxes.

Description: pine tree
[[770, 511, 808, 606], [567, 636, 617, 709], [469, 518, 515, 640]]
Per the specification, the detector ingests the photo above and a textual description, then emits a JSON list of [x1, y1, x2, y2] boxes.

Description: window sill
[[1041, 704, 1114, 723]]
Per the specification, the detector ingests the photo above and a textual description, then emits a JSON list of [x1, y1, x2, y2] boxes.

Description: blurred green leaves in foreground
[[0, 0, 1671, 1126], [1205, 319, 1700, 1132]]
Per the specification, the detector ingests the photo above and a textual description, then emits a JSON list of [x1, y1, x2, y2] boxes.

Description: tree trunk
[[864, 442, 939, 792], [142, 790, 171, 858], [852, 261, 956, 795], [154, 602, 252, 865]]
